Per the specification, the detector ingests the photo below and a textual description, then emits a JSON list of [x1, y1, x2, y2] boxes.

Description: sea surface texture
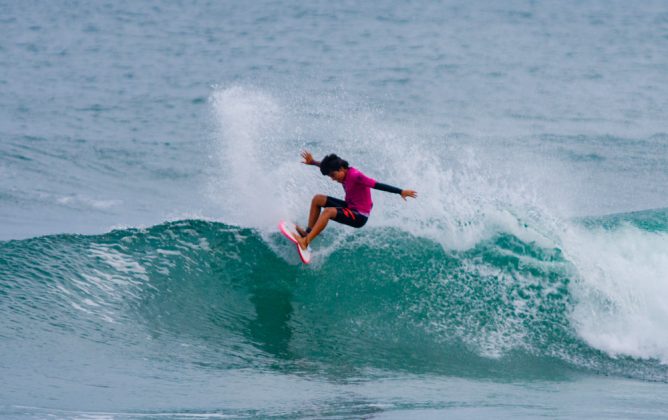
[[2, 1, 668, 418]]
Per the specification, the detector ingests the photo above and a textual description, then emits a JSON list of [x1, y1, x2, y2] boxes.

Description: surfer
[[294, 150, 417, 250]]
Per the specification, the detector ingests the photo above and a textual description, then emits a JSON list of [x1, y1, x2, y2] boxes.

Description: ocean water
[[2, 0, 668, 418]]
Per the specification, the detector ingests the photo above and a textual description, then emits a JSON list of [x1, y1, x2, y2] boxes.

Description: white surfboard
[[278, 220, 312, 264]]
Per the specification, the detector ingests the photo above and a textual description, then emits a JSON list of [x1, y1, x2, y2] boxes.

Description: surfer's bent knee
[[312, 194, 327, 206]]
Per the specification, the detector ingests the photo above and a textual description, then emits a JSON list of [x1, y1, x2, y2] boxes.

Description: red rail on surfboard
[[278, 221, 312, 264]]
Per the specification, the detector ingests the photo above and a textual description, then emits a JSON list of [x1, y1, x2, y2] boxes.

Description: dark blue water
[[2, 1, 668, 418]]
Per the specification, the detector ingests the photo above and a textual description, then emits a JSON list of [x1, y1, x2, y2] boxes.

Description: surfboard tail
[[278, 220, 311, 264], [296, 242, 312, 264]]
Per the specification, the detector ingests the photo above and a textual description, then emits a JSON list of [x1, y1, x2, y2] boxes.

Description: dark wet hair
[[320, 154, 349, 176]]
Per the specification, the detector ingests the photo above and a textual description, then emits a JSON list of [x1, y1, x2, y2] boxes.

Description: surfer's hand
[[401, 189, 417, 201], [301, 150, 315, 165]]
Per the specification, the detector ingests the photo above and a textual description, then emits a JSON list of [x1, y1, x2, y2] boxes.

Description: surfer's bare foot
[[295, 235, 309, 250], [295, 225, 308, 238]]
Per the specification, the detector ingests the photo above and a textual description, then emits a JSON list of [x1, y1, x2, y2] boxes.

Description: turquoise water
[[2, 1, 668, 418]]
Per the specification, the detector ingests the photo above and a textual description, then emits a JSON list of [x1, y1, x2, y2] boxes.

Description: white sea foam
[[207, 86, 562, 253], [89, 245, 147, 278], [563, 224, 668, 363], [56, 195, 122, 210], [208, 86, 300, 231]]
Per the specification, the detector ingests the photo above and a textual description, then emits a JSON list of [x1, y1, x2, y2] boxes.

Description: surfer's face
[[329, 168, 346, 183]]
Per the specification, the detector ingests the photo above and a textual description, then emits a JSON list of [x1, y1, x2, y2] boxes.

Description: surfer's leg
[[309, 207, 337, 239], [307, 194, 328, 229], [297, 207, 336, 249], [295, 225, 308, 238]]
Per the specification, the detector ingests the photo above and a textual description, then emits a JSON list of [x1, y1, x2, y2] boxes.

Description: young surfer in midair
[[295, 150, 417, 250]]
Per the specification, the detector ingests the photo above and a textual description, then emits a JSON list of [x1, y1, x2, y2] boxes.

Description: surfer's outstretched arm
[[352, 169, 418, 201], [301, 150, 320, 167], [373, 182, 418, 201]]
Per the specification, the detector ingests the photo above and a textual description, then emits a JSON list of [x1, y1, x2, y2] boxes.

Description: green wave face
[[2, 214, 668, 383]]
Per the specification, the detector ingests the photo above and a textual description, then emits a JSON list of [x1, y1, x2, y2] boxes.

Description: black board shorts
[[325, 196, 368, 228]]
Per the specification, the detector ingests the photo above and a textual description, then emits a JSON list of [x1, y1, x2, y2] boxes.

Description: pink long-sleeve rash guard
[[342, 167, 376, 216]]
